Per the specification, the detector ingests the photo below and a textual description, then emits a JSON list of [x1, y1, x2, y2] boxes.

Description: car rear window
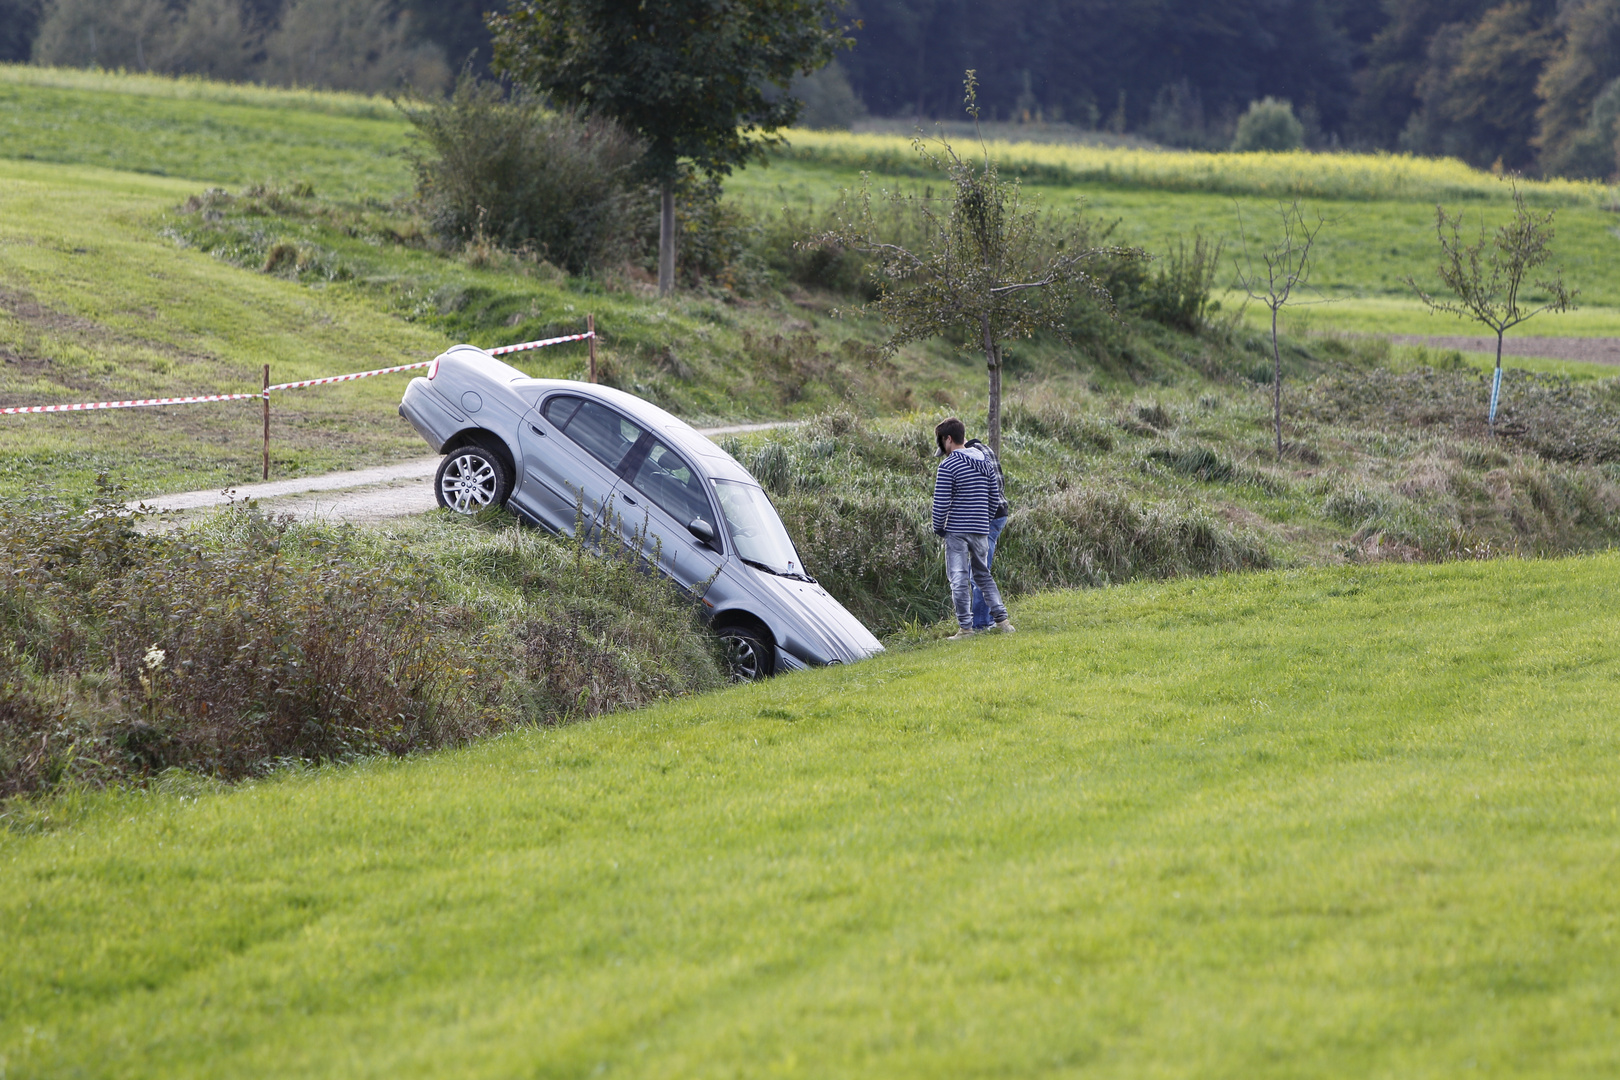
[[546, 396, 643, 473]]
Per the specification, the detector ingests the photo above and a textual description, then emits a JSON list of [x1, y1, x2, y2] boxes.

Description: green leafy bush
[[401, 75, 645, 273], [1231, 98, 1305, 153]]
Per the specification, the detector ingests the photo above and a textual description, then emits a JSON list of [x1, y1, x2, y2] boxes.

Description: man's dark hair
[[934, 416, 966, 456]]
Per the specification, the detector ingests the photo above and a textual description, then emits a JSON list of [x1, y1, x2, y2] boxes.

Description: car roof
[[446, 345, 757, 484]]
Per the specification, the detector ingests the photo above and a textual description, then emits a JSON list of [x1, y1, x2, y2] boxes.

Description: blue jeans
[[971, 515, 1008, 629], [945, 532, 1007, 631]]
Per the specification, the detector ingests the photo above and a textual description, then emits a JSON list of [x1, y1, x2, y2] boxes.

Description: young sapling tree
[[1233, 200, 1326, 462], [817, 72, 1140, 455], [1406, 184, 1575, 432]]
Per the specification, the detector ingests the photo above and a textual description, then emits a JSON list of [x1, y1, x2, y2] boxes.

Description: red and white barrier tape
[[0, 330, 597, 415], [488, 330, 594, 356], [0, 391, 264, 416], [268, 360, 433, 392]]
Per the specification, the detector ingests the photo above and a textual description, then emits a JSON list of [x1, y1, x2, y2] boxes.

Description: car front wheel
[[435, 445, 511, 515], [718, 627, 775, 682]]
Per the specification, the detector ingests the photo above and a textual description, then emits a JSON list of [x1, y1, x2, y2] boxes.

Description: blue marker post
[[1488, 365, 1503, 430]]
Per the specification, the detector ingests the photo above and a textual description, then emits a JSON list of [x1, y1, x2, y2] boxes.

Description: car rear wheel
[[718, 627, 775, 682], [435, 445, 511, 515]]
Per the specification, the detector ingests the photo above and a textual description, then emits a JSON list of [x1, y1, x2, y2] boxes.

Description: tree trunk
[[1489, 332, 1505, 434], [658, 180, 676, 298], [987, 350, 1003, 458], [980, 315, 1002, 457], [1271, 304, 1283, 461]]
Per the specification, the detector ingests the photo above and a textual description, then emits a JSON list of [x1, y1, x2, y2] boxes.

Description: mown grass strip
[[0, 62, 402, 120], [4, 555, 1619, 1077], [0, 69, 412, 196]]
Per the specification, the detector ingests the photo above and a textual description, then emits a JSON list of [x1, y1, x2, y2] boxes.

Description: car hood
[[738, 566, 883, 665]]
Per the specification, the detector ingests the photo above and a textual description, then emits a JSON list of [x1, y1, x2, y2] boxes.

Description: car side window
[[549, 398, 643, 473], [541, 395, 583, 429], [627, 440, 712, 527]]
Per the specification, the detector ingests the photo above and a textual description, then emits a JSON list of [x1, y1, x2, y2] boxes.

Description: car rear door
[[516, 394, 644, 537], [612, 435, 727, 595]]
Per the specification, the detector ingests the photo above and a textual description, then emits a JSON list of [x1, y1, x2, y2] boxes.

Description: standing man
[[932, 417, 1015, 640]]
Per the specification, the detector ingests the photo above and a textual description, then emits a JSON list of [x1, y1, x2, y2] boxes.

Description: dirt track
[[134, 421, 797, 524], [1386, 335, 1620, 365]]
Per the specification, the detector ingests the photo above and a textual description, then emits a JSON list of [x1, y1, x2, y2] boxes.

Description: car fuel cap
[[461, 391, 482, 413]]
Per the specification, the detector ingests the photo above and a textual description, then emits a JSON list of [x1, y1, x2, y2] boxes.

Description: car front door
[[516, 394, 644, 537], [613, 436, 726, 594]]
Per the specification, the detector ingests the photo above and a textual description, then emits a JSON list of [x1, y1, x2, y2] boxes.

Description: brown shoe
[[994, 619, 1016, 633], [946, 628, 976, 640]]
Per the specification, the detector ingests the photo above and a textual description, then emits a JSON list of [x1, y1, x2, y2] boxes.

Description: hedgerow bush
[[400, 74, 645, 273], [0, 497, 722, 800]]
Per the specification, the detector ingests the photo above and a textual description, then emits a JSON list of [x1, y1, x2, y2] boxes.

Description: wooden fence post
[[262, 364, 270, 480], [588, 313, 597, 384]]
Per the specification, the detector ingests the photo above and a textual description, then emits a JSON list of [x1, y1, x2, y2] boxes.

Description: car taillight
[[427, 357, 441, 380]]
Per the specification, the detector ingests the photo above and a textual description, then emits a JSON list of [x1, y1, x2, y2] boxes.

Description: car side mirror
[[687, 518, 718, 548]]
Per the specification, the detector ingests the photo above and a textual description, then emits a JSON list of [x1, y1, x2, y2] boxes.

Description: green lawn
[[5, 554, 1620, 1077]]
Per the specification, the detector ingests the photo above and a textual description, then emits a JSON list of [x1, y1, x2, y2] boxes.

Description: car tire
[[718, 626, 775, 682], [435, 443, 511, 515]]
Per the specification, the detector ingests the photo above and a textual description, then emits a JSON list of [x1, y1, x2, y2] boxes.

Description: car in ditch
[[398, 344, 883, 680]]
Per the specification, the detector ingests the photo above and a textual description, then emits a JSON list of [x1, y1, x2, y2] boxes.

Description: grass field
[[5, 64, 1620, 350], [5, 555, 1620, 1077], [733, 156, 1620, 337]]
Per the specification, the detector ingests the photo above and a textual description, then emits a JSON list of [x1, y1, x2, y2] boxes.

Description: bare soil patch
[[1387, 334, 1620, 366]]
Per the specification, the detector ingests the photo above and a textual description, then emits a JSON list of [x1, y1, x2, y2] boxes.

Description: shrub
[[1230, 98, 1305, 153], [1136, 233, 1223, 331], [401, 74, 645, 273]]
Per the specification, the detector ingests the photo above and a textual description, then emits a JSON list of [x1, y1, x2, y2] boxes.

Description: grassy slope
[[0, 158, 962, 498], [5, 556, 1620, 1077], [0, 161, 449, 496]]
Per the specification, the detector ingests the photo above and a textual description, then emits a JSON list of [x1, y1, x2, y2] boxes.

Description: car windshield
[[711, 480, 805, 577]]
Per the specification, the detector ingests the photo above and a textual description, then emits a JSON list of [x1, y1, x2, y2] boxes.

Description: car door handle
[[621, 494, 637, 506], [529, 424, 545, 436]]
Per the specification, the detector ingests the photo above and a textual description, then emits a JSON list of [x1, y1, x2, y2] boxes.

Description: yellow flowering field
[[776, 128, 1613, 205]]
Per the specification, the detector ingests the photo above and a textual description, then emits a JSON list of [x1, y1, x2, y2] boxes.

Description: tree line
[[0, 0, 492, 94], [5, 0, 1620, 178], [841, 0, 1620, 177]]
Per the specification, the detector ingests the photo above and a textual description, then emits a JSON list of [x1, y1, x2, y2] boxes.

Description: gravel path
[[1386, 335, 1620, 365], [134, 420, 799, 524]]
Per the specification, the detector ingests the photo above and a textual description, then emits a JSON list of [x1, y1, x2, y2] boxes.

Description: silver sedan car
[[398, 344, 883, 679]]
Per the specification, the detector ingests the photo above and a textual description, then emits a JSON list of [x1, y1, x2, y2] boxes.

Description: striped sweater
[[931, 446, 999, 535]]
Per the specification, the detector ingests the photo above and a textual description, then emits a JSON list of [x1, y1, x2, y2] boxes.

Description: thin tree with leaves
[[489, 0, 852, 298], [1233, 200, 1326, 462], [1406, 184, 1575, 433], [818, 72, 1139, 455]]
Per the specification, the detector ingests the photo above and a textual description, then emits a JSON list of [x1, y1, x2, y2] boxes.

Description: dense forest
[[3, 0, 1620, 177]]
